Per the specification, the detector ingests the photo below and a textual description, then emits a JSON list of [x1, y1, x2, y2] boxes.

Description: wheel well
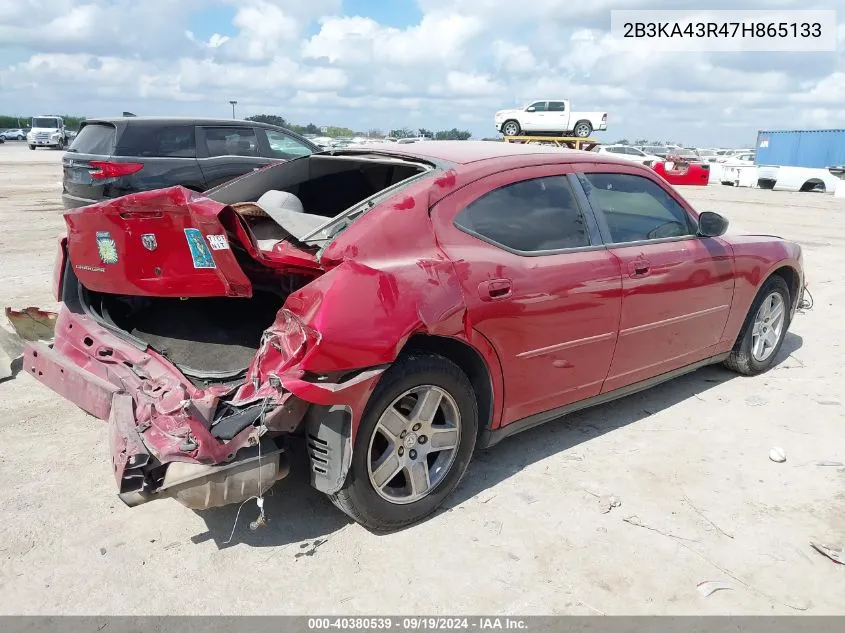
[[574, 119, 592, 128], [402, 334, 494, 435], [800, 178, 825, 193], [771, 265, 800, 309]]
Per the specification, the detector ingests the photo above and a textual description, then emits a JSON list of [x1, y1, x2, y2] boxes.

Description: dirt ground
[[0, 142, 843, 615]]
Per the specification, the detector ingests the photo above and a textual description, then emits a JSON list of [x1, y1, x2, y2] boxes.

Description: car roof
[[82, 116, 292, 130], [332, 140, 621, 166]]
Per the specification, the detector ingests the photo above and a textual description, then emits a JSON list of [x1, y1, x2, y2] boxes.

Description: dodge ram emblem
[[141, 234, 157, 251]]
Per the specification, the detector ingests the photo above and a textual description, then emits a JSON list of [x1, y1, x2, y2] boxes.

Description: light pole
[[229, 100, 238, 119]]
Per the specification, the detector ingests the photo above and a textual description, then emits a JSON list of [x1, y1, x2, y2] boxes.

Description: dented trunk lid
[[64, 186, 322, 298]]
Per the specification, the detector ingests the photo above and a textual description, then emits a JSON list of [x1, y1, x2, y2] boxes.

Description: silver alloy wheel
[[367, 385, 461, 505], [574, 123, 591, 137], [502, 121, 519, 136], [751, 291, 786, 362]]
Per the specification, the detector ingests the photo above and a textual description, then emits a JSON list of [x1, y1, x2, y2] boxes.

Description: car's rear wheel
[[573, 120, 593, 137], [724, 275, 791, 376], [502, 120, 521, 137], [28, 145, 35, 150], [329, 352, 478, 531]]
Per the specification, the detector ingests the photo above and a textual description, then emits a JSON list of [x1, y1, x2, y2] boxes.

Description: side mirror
[[526, 106, 535, 112], [697, 211, 729, 237]]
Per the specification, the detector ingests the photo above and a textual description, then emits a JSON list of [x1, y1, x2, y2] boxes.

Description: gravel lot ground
[[1, 142, 843, 615]]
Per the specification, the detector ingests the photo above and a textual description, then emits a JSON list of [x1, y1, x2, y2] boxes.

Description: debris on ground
[[769, 447, 787, 463], [598, 495, 622, 514], [697, 580, 733, 598], [816, 461, 843, 467], [683, 495, 734, 539], [810, 541, 845, 565], [622, 515, 698, 542]]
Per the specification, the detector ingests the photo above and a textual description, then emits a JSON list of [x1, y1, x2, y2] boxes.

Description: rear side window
[[202, 127, 259, 157], [455, 176, 591, 253], [69, 124, 116, 155], [116, 125, 196, 158], [578, 173, 695, 243], [548, 101, 566, 112]]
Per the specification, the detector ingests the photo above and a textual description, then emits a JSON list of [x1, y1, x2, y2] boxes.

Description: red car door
[[574, 168, 735, 393], [430, 165, 623, 427]]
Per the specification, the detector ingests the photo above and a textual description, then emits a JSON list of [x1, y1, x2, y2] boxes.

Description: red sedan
[[23, 142, 805, 531]]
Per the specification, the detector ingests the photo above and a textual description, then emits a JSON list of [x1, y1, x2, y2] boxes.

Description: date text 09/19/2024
[[307, 617, 528, 630]]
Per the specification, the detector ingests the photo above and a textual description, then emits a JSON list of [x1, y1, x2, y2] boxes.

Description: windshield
[[674, 149, 697, 157], [32, 118, 60, 128]]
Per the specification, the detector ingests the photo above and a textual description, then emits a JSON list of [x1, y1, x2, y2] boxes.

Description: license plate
[[66, 169, 89, 184]]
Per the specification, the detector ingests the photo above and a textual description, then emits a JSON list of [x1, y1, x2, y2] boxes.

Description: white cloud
[[492, 41, 538, 74], [303, 12, 483, 67]]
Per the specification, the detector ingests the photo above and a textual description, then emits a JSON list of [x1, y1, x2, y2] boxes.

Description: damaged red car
[[23, 142, 806, 531]]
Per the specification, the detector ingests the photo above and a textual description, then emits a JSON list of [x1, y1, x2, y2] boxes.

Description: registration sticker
[[206, 234, 229, 250], [184, 228, 216, 269], [96, 231, 118, 264]]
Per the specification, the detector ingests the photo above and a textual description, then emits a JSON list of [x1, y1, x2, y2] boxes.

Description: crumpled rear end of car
[[21, 186, 395, 510]]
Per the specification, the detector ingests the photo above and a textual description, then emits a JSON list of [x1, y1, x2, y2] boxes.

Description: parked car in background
[[61, 116, 320, 209], [640, 145, 671, 158], [665, 148, 704, 163], [721, 151, 755, 165], [1, 128, 27, 140], [715, 149, 754, 163], [27, 115, 70, 149], [24, 141, 805, 531], [693, 148, 720, 163], [495, 100, 608, 138], [596, 145, 663, 165]]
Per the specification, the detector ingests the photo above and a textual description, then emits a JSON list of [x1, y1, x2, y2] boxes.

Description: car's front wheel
[[724, 275, 791, 375], [330, 352, 478, 531], [501, 120, 521, 137]]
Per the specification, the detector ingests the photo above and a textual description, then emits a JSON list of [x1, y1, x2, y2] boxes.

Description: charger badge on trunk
[[96, 231, 118, 265], [184, 228, 216, 269], [141, 234, 157, 251]]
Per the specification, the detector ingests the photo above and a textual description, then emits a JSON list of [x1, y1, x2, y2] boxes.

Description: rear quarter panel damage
[[235, 176, 487, 442]]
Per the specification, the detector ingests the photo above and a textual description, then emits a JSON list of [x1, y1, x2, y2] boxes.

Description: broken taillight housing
[[89, 161, 144, 179]]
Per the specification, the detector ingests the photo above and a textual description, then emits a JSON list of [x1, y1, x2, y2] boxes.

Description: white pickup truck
[[494, 100, 607, 138]]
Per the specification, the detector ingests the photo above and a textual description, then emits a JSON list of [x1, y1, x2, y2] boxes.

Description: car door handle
[[478, 279, 513, 300]]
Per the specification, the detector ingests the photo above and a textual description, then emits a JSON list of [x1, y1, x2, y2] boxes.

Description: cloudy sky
[[1, 0, 842, 146]]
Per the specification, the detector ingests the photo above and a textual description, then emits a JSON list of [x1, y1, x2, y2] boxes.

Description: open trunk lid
[[64, 186, 255, 298]]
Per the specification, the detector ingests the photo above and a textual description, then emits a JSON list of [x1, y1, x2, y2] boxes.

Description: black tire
[[573, 120, 593, 138], [501, 120, 521, 137], [724, 275, 791, 376], [329, 352, 478, 532], [17, 135, 24, 141], [28, 145, 36, 150]]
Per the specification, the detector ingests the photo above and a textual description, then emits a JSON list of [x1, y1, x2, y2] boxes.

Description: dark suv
[[62, 117, 320, 209]]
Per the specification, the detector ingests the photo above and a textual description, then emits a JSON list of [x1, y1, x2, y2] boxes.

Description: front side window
[[579, 172, 694, 243], [264, 130, 314, 159], [527, 101, 547, 112], [203, 127, 258, 157], [454, 176, 590, 253]]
